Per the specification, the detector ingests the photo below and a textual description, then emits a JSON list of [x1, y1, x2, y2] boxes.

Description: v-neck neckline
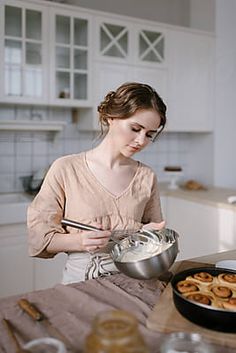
[[83, 152, 140, 200]]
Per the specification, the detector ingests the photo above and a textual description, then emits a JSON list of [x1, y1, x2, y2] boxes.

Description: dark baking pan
[[171, 266, 236, 332]]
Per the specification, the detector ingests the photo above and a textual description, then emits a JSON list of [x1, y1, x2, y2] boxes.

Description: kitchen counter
[[0, 250, 235, 353], [159, 182, 236, 211]]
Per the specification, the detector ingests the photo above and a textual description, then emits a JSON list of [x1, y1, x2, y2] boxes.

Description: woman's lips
[[129, 145, 140, 152]]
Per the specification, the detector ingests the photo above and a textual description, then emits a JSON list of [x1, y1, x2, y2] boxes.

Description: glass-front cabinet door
[[96, 17, 131, 63], [135, 24, 166, 66], [50, 9, 91, 106], [0, 1, 48, 103]]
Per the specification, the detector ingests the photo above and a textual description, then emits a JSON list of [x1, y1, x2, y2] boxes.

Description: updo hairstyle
[[97, 82, 167, 140]]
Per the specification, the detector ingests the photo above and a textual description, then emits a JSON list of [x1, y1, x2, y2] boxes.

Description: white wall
[[189, 0, 215, 32], [65, 0, 190, 28], [64, 0, 215, 32], [186, 133, 214, 187], [214, 0, 236, 188]]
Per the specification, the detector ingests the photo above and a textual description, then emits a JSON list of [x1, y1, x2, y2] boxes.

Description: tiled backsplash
[[0, 106, 191, 193]]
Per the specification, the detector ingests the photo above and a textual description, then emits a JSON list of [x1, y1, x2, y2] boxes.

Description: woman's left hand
[[142, 220, 165, 231]]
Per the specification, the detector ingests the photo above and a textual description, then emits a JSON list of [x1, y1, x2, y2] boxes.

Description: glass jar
[[84, 310, 149, 353], [160, 332, 215, 353], [23, 337, 67, 353]]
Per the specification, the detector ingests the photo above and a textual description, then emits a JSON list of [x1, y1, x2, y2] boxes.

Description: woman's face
[[108, 109, 161, 157]]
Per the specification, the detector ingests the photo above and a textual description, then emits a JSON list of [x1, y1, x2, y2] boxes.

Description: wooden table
[[0, 250, 235, 353]]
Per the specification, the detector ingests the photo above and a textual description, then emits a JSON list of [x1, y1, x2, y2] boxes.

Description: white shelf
[[0, 120, 67, 132]]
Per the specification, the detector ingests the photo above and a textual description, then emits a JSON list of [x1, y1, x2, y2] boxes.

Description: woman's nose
[[135, 132, 148, 146]]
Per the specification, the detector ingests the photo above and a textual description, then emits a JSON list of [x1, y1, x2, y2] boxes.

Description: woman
[[27, 82, 167, 284]]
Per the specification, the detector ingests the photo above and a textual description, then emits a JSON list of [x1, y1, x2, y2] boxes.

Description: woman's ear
[[107, 117, 113, 125]]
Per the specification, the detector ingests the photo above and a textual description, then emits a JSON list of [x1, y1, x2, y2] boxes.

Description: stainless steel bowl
[[111, 228, 179, 279]]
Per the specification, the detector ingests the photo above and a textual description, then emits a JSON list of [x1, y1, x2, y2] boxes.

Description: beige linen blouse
[[27, 152, 163, 282]]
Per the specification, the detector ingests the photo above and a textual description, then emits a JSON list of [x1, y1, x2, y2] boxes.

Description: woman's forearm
[[46, 233, 82, 253], [46, 229, 111, 254]]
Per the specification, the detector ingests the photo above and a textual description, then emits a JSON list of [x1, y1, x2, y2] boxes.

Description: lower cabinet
[[0, 224, 34, 298], [163, 196, 236, 261], [34, 253, 67, 291], [0, 223, 67, 299]]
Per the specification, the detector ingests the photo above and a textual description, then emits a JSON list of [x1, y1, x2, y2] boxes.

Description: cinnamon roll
[[186, 292, 212, 306], [176, 280, 199, 294], [222, 297, 236, 311], [210, 285, 232, 299], [193, 272, 213, 283], [218, 273, 236, 287]]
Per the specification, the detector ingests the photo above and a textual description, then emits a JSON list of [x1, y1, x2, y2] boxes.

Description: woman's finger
[[84, 237, 108, 246], [87, 245, 99, 252], [142, 221, 166, 231], [86, 230, 111, 239]]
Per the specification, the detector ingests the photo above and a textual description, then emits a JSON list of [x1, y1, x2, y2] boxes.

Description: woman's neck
[[87, 138, 130, 169]]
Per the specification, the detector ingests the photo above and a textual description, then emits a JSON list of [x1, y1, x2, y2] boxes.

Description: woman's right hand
[[77, 229, 111, 252], [46, 224, 111, 254]]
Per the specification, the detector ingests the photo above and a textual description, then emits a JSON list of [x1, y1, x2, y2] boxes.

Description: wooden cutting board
[[146, 260, 236, 349]]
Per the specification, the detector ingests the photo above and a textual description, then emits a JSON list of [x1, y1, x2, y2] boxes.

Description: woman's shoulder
[[45, 153, 85, 179], [51, 152, 85, 169], [138, 161, 156, 177]]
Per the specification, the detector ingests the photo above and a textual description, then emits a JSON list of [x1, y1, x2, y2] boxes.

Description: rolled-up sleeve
[[27, 159, 66, 258]]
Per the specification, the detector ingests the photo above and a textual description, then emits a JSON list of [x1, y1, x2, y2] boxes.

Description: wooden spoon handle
[[18, 299, 43, 321], [2, 318, 22, 351]]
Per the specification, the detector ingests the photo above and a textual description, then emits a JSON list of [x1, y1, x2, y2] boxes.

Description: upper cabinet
[[133, 22, 167, 101], [0, 1, 48, 104], [92, 16, 168, 129], [0, 1, 92, 107], [96, 17, 131, 64], [166, 29, 214, 132], [0, 1, 215, 132], [49, 8, 92, 107], [134, 23, 165, 67]]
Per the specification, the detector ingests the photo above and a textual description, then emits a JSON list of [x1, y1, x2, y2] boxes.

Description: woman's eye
[[131, 127, 140, 133], [146, 133, 155, 140]]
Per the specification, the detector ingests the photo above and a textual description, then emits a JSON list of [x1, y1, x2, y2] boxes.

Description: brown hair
[[97, 82, 167, 140]]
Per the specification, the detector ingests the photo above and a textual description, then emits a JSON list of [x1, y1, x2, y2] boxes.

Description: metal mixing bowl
[[111, 228, 179, 279]]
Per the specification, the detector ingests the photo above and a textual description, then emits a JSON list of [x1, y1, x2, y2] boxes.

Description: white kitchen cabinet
[[84, 60, 168, 130], [216, 207, 236, 253], [165, 196, 236, 261], [93, 62, 167, 106], [80, 16, 168, 130], [0, 0, 49, 104], [0, 0, 215, 131], [0, 224, 34, 298], [134, 23, 166, 67], [0, 0, 92, 107], [94, 61, 131, 104], [133, 65, 167, 102], [95, 16, 167, 67], [166, 29, 214, 132], [0, 222, 66, 298], [34, 253, 67, 291], [49, 7, 92, 107], [95, 16, 168, 93], [95, 16, 131, 64]]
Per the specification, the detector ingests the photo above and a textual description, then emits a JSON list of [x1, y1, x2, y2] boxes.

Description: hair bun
[[106, 90, 115, 100]]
